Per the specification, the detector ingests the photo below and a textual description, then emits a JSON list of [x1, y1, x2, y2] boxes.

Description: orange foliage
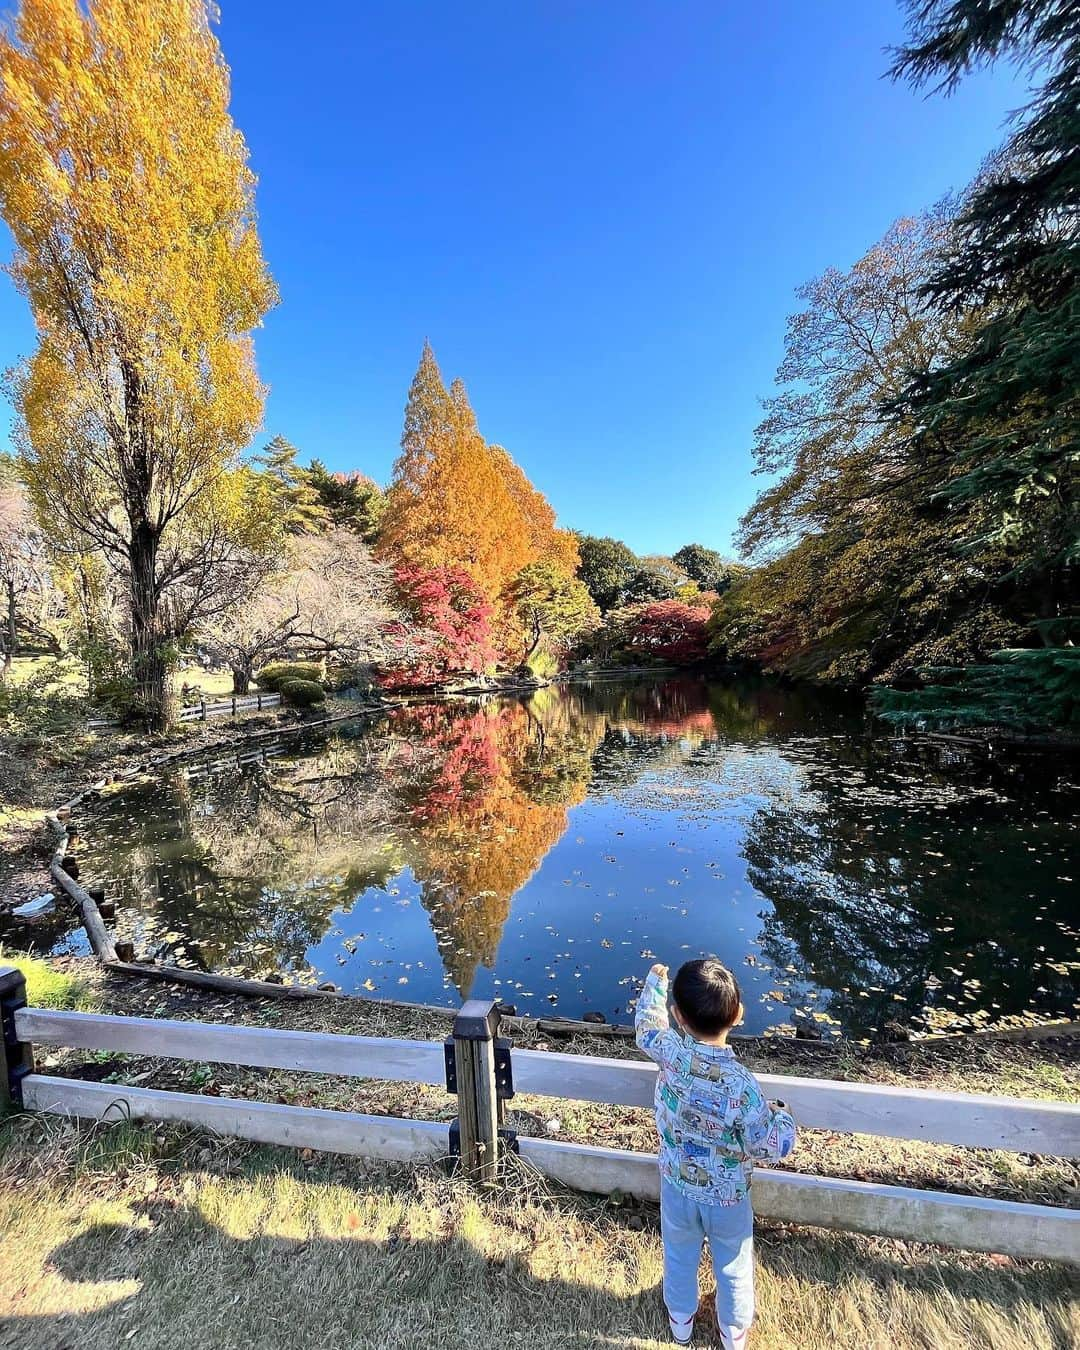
[[380, 345, 577, 657], [392, 700, 596, 993]]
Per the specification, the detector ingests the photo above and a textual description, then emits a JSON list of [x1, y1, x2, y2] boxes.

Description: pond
[[6, 675, 1078, 1039]]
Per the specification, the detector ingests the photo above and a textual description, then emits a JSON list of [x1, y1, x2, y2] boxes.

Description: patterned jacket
[[635, 967, 797, 1205]]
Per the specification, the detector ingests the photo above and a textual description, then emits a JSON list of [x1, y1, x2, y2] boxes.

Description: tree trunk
[[522, 617, 543, 664], [232, 662, 252, 695], [5, 579, 18, 667], [129, 522, 171, 731]]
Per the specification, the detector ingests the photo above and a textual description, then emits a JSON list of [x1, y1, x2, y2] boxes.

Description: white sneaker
[[718, 1326, 749, 1350], [668, 1312, 694, 1344]]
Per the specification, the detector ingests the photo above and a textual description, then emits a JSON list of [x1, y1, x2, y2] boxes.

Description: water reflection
[[7, 675, 1076, 1037]]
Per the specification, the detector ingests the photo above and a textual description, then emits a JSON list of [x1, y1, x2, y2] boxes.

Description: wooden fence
[[178, 692, 281, 722], [87, 693, 282, 732], [2, 971, 1077, 1265]]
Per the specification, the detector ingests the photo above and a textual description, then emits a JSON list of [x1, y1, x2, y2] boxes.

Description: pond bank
[[14, 955, 1080, 1215]]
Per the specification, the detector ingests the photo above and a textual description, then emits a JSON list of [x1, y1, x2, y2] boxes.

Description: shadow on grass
[[2, 1174, 1077, 1350]]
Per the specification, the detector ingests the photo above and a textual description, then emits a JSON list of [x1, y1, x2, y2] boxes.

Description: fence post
[[257, 693, 263, 711], [0, 966, 33, 1112], [201, 700, 207, 722], [446, 999, 515, 1180], [232, 696, 237, 716]]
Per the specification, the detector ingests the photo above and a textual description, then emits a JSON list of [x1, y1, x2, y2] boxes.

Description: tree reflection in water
[[35, 674, 1076, 1035]]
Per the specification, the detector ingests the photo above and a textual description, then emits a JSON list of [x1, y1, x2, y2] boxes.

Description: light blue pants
[[660, 1178, 755, 1328]]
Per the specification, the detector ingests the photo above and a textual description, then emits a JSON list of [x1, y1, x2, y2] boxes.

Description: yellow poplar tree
[[0, 0, 277, 728]]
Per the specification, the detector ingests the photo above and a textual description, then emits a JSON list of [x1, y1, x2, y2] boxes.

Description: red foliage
[[379, 564, 497, 686], [623, 600, 711, 665]]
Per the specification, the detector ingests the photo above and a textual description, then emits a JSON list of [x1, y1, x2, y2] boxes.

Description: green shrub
[[278, 678, 326, 707], [255, 660, 324, 692], [524, 645, 559, 680]]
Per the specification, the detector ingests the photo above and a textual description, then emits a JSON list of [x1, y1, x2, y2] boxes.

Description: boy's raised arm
[[635, 963, 679, 1064]]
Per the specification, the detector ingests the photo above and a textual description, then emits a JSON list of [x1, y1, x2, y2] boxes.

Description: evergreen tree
[[624, 563, 679, 604], [575, 534, 639, 611], [872, 644, 1080, 735], [673, 542, 733, 592], [256, 436, 328, 534], [308, 460, 385, 542], [888, 1, 1079, 583]]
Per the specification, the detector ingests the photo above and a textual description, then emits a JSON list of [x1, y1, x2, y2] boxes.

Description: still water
[[8, 676, 1078, 1038]]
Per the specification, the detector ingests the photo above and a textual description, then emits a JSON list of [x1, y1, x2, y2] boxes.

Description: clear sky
[[0, 1, 1026, 556]]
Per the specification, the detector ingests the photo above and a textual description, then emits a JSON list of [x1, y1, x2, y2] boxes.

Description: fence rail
[[509, 1048, 1080, 1154], [3, 967, 1077, 1266], [87, 692, 282, 732], [178, 692, 281, 722], [16, 1008, 446, 1085]]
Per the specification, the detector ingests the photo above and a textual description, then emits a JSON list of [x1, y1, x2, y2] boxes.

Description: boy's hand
[[649, 963, 669, 979]]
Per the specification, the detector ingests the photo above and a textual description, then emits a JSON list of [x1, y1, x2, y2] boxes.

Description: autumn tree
[[255, 437, 328, 535], [490, 446, 580, 575], [381, 345, 576, 655], [380, 563, 497, 687], [308, 460, 385, 542], [503, 561, 599, 670], [0, 0, 277, 728], [380, 344, 528, 604], [620, 599, 711, 665], [719, 211, 1039, 684], [0, 458, 58, 668]]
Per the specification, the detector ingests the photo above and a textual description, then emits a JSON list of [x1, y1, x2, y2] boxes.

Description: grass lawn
[[5, 653, 242, 704], [0, 1116, 1076, 1350], [0, 959, 1077, 1348]]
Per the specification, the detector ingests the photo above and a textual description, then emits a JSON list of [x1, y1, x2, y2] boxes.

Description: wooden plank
[[510, 1049, 1080, 1155], [15, 1009, 446, 1084], [22, 1075, 447, 1164], [49, 859, 119, 964], [516, 1137, 1080, 1265], [754, 1073, 1080, 1156], [750, 1170, 1080, 1266]]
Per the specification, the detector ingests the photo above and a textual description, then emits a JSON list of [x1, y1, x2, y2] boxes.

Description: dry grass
[[0, 1115, 1076, 1350]]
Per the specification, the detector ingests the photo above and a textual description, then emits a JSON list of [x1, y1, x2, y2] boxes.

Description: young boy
[[635, 958, 797, 1348]]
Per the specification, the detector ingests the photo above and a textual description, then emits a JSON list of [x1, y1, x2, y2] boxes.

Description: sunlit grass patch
[[0, 1118, 1076, 1349], [0, 951, 94, 1011]]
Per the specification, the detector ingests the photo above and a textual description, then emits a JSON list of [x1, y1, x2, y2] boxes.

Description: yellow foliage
[[0, 0, 277, 722]]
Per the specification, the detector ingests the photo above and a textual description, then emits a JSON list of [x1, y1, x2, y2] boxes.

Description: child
[[635, 958, 796, 1348]]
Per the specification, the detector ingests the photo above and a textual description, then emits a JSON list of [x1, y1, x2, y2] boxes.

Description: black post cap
[[452, 999, 500, 1041]]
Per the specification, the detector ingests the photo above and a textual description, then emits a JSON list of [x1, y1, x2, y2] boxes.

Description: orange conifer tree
[[381, 344, 578, 662]]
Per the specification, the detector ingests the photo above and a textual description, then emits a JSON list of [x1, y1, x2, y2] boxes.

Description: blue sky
[[0, 2, 1026, 556]]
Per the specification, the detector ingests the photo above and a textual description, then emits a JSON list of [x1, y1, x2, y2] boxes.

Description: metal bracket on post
[[445, 999, 515, 1179], [0, 965, 33, 1111], [447, 1119, 519, 1161]]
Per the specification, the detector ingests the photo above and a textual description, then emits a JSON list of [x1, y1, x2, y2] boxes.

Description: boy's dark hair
[[672, 957, 742, 1037]]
